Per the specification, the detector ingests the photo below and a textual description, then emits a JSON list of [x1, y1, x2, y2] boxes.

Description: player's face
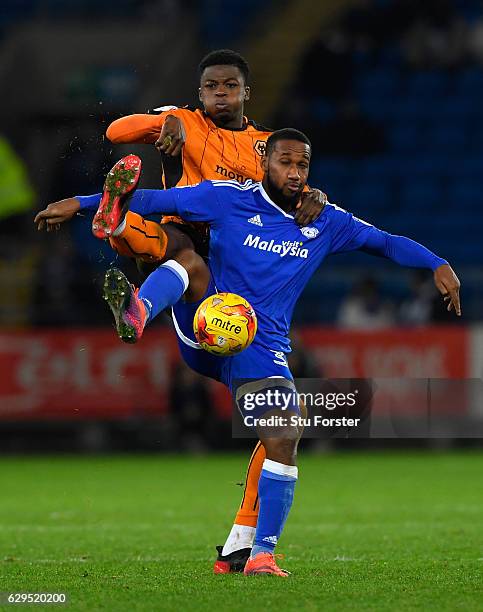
[[262, 140, 311, 207], [199, 65, 250, 127]]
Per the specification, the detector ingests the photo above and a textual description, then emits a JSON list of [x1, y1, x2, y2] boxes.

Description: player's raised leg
[[104, 245, 210, 343], [90, 154, 192, 266]]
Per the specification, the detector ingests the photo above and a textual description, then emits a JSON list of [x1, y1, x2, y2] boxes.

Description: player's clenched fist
[[295, 188, 328, 226], [155, 114, 186, 156], [434, 263, 462, 316], [34, 198, 80, 231]]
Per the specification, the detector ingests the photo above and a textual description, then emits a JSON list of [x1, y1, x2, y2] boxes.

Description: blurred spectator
[[399, 270, 435, 325], [169, 362, 217, 451], [467, 17, 483, 64], [140, 0, 180, 22], [337, 276, 395, 329], [288, 331, 320, 378], [319, 101, 386, 156], [273, 26, 355, 145], [275, 88, 385, 157], [402, 14, 467, 69], [399, 270, 462, 325], [0, 245, 38, 326], [0, 134, 35, 226], [342, 0, 456, 53], [341, 0, 407, 50], [51, 122, 113, 202], [32, 233, 96, 326], [296, 28, 355, 102], [0, 134, 37, 326]]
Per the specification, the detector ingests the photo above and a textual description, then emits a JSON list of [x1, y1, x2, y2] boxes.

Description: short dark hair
[[266, 128, 312, 156], [198, 49, 250, 84]]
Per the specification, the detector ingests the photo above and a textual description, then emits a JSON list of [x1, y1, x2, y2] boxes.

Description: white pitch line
[[0, 524, 156, 532]]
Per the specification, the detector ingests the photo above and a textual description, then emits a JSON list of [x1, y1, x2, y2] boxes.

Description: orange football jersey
[[106, 106, 272, 189]]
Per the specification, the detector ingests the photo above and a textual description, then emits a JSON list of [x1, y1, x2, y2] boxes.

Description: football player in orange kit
[[36, 49, 327, 574], [98, 49, 326, 265]]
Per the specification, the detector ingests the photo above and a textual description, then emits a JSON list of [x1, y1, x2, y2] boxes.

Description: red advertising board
[[0, 326, 470, 421], [298, 326, 470, 418], [0, 329, 179, 420], [298, 327, 468, 378]]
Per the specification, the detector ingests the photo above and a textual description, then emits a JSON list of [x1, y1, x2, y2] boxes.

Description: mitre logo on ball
[[193, 292, 257, 356]]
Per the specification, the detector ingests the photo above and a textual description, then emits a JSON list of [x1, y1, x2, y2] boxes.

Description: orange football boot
[[92, 154, 141, 239], [243, 552, 290, 577]]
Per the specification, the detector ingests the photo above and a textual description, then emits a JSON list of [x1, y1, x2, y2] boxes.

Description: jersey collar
[[204, 112, 250, 132], [257, 183, 295, 219]]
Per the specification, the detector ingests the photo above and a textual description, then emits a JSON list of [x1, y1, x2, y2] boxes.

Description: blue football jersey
[[127, 179, 378, 353]]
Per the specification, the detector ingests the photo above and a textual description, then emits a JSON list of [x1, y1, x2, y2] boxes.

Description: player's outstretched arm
[[328, 207, 462, 316], [106, 110, 185, 152], [361, 230, 462, 317], [34, 190, 168, 233], [106, 114, 165, 144], [34, 197, 81, 231], [124, 182, 222, 223]]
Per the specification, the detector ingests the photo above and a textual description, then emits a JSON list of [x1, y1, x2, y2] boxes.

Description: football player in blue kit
[[35, 128, 461, 576]]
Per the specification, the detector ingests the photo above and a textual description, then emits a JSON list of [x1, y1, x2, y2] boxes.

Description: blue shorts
[[171, 281, 294, 397]]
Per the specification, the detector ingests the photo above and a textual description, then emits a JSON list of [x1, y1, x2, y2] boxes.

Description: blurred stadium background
[[1, 0, 483, 451]]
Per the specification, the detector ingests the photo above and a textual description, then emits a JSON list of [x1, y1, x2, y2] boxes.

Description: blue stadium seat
[[358, 155, 401, 178], [389, 123, 425, 152], [428, 124, 468, 151], [400, 180, 442, 211], [377, 45, 402, 67], [406, 71, 447, 97], [466, 120, 483, 151], [449, 155, 483, 177], [398, 154, 463, 177], [431, 95, 480, 119], [394, 95, 433, 120], [456, 68, 483, 94], [310, 158, 353, 196], [350, 181, 392, 213], [358, 93, 392, 120], [357, 69, 399, 97], [447, 180, 482, 206], [311, 158, 351, 179], [313, 98, 336, 122]]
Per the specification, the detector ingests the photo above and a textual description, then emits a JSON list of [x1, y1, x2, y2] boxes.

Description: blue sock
[[251, 459, 298, 558], [139, 260, 188, 323]]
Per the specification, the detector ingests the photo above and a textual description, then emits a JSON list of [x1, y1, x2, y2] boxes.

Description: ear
[[261, 154, 268, 173], [244, 86, 250, 101], [198, 87, 203, 102]]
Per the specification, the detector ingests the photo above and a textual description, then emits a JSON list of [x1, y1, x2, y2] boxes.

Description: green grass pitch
[[0, 451, 482, 611]]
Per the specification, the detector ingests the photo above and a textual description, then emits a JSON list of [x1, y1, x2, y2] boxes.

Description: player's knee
[[262, 434, 299, 465], [173, 248, 210, 302], [162, 224, 195, 260], [175, 248, 204, 276]]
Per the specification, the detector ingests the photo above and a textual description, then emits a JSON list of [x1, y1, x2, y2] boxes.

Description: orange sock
[[234, 441, 266, 527], [109, 211, 168, 263]]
